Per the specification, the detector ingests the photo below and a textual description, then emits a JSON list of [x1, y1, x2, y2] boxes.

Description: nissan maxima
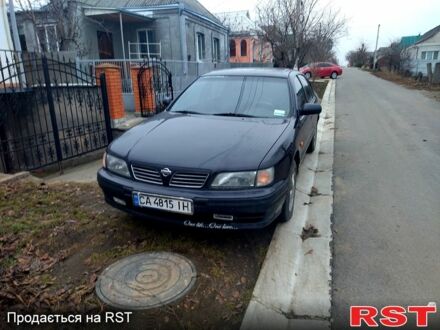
[[98, 68, 321, 230]]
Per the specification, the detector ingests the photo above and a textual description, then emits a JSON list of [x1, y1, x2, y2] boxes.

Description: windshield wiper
[[172, 110, 204, 115], [212, 112, 257, 118]]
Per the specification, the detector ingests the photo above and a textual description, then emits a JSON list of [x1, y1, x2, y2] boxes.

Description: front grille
[[169, 172, 209, 188], [131, 165, 163, 185]]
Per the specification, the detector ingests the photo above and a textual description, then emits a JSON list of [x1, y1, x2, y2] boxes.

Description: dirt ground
[[311, 80, 329, 100], [371, 70, 440, 102], [0, 180, 274, 329]]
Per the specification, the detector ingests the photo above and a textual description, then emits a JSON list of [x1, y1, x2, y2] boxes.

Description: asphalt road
[[332, 68, 440, 329]]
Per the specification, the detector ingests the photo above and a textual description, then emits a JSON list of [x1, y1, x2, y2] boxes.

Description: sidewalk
[[44, 159, 102, 183], [241, 80, 336, 330]]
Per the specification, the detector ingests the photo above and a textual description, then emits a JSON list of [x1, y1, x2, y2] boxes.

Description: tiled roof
[[416, 25, 440, 44], [215, 10, 256, 33], [79, 0, 221, 24]]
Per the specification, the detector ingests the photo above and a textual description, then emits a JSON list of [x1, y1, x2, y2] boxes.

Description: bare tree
[[346, 42, 370, 68], [17, 0, 85, 54], [256, 0, 346, 68]]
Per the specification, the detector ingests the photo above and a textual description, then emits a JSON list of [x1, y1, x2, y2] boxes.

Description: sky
[[199, 0, 440, 65]]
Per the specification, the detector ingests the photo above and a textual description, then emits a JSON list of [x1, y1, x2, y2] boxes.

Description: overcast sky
[[199, 0, 440, 64]]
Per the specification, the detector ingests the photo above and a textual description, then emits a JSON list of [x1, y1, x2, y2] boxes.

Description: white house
[[406, 25, 440, 76], [0, 0, 14, 51]]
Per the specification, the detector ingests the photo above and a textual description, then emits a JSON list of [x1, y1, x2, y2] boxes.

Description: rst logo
[[350, 304, 437, 327]]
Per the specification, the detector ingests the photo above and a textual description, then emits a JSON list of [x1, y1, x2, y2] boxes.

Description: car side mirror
[[299, 103, 322, 116]]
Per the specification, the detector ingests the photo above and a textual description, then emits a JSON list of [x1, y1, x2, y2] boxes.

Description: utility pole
[[372, 24, 380, 70]]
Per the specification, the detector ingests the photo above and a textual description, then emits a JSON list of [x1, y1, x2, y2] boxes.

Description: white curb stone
[[241, 79, 335, 330]]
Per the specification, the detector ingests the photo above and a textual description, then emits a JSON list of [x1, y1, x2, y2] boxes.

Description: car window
[[297, 75, 315, 102], [293, 76, 306, 109], [170, 76, 291, 118], [170, 76, 244, 114], [235, 77, 290, 118]]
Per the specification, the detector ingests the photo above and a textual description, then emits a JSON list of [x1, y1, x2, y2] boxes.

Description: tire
[[305, 72, 312, 79], [331, 71, 338, 79], [279, 163, 297, 223], [306, 128, 317, 153]]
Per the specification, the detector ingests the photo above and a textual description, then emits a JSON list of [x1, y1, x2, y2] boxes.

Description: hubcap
[[288, 173, 295, 213]]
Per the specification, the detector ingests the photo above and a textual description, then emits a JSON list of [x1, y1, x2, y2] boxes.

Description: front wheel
[[305, 72, 312, 79], [331, 71, 338, 79], [279, 164, 297, 223]]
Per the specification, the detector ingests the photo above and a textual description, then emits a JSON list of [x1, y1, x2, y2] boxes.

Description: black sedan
[[98, 68, 321, 230]]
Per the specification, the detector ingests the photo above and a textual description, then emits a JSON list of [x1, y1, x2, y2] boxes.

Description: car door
[[291, 75, 309, 158], [320, 63, 331, 77], [297, 74, 318, 150], [316, 62, 326, 77]]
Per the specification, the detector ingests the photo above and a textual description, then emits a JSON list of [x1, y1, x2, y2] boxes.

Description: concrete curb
[[0, 172, 30, 185], [241, 80, 336, 330]]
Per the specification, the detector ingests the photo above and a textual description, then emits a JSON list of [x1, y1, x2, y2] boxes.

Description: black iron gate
[[0, 51, 112, 173], [138, 58, 173, 117]]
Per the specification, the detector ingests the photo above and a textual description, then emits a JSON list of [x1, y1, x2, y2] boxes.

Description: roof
[[79, 0, 222, 25], [215, 10, 256, 34], [416, 25, 440, 44], [400, 35, 420, 48], [203, 68, 294, 78]]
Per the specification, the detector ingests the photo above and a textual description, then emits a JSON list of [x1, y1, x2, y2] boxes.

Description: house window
[[421, 51, 439, 60], [230, 39, 236, 57], [196, 33, 206, 61], [137, 29, 157, 58], [97, 31, 114, 59], [36, 25, 59, 52], [212, 37, 220, 62], [240, 40, 247, 57]]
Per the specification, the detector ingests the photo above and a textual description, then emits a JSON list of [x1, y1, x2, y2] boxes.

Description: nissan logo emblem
[[161, 168, 172, 177]]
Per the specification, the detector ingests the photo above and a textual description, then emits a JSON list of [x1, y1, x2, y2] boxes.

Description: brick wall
[[95, 64, 125, 123]]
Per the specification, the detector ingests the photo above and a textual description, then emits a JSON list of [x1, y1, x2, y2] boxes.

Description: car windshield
[[170, 76, 291, 118]]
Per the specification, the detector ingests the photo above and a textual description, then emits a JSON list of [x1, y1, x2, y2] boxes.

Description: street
[[332, 68, 440, 328]]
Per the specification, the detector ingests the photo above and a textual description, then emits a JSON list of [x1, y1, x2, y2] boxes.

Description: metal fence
[[77, 58, 273, 95], [0, 50, 112, 173]]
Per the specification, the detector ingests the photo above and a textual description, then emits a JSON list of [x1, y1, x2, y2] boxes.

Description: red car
[[299, 62, 343, 79]]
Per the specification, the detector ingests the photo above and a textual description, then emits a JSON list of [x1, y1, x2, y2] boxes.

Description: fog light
[[113, 197, 126, 206], [213, 214, 234, 221]]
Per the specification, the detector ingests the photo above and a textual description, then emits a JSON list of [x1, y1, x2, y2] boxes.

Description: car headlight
[[211, 167, 274, 188], [105, 153, 130, 177]]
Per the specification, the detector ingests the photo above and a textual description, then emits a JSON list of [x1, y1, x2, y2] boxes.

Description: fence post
[[100, 73, 113, 143], [42, 55, 63, 173], [95, 63, 125, 125]]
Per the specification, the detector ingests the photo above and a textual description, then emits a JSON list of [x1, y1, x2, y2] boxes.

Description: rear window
[[170, 76, 291, 118]]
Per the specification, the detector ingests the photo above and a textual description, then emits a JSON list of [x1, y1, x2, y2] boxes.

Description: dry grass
[[371, 70, 440, 102], [0, 180, 274, 329]]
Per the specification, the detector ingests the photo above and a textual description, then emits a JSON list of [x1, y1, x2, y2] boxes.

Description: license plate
[[132, 192, 193, 215]]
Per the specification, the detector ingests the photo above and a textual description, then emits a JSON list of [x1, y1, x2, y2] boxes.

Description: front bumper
[[97, 168, 289, 230]]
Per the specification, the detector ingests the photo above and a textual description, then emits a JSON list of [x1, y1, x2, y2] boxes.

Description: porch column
[[119, 12, 127, 61], [96, 64, 126, 125], [179, 4, 187, 74]]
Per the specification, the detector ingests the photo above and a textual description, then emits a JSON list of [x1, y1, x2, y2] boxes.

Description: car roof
[[203, 67, 297, 78]]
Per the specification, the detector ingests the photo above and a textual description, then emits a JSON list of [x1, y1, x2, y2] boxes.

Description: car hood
[[112, 112, 290, 172]]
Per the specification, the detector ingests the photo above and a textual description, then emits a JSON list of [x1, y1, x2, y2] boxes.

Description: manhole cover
[[95, 252, 197, 310]]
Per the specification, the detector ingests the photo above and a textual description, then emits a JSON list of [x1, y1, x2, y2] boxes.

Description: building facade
[[216, 10, 272, 64], [406, 25, 440, 76], [14, 0, 229, 64]]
